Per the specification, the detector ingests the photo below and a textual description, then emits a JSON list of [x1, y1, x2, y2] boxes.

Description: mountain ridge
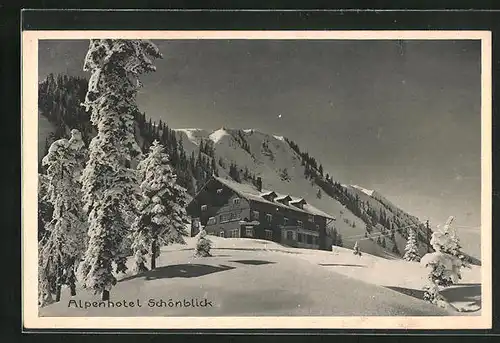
[[172, 126, 437, 259]]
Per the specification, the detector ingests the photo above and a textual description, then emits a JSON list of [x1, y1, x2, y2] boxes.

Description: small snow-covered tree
[[279, 168, 291, 182], [429, 216, 467, 284], [195, 227, 212, 257], [421, 216, 466, 305], [131, 140, 189, 272], [77, 39, 162, 301], [38, 129, 87, 306], [316, 188, 322, 199], [353, 241, 362, 256], [421, 251, 462, 305], [403, 227, 420, 262], [431, 217, 465, 262]]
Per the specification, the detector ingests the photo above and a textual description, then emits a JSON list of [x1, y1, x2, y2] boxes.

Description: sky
[[38, 39, 482, 230]]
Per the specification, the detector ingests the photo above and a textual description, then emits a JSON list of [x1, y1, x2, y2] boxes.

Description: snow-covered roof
[[260, 190, 277, 197], [213, 176, 335, 220], [289, 198, 307, 204], [275, 195, 292, 201]]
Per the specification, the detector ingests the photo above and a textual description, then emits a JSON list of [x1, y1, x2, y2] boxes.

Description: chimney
[[256, 177, 262, 192]]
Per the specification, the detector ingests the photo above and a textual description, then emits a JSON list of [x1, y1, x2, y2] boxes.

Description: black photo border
[[9, 6, 500, 338]]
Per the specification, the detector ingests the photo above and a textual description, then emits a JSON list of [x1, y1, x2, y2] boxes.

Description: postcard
[[22, 30, 492, 330]]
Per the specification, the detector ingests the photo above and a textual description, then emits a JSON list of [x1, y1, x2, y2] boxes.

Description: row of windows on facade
[[202, 200, 317, 226], [210, 228, 265, 239], [200, 197, 241, 211], [206, 211, 319, 231], [212, 228, 318, 245], [282, 230, 320, 245], [207, 212, 242, 224]]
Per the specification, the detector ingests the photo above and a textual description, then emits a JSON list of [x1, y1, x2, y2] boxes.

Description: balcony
[[280, 226, 320, 249]]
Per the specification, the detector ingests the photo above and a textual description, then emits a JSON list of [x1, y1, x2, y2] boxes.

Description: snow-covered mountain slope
[[350, 184, 375, 197], [343, 184, 430, 256], [173, 128, 443, 260]]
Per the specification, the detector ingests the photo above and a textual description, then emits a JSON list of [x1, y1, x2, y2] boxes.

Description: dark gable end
[[261, 191, 278, 202], [186, 178, 242, 219], [289, 198, 307, 210], [276, 195, 292, 206]]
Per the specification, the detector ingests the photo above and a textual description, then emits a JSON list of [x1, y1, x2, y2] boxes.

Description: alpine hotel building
[[186, 176, 336, 251]]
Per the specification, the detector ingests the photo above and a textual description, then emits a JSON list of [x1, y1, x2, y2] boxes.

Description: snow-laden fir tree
[[77, 39, 162, 301], [421, 251, 462, 305], [130, 140, 189, 273], [421, 216, 465, 305], [431, 216, 464, 261], [429, 216, 467, 284], [38, 129, 88, 306], [195, 227, 212, 257], [403, 227, 420, 262], [353, 241, 362, 256], [38, 174, 52, 243]]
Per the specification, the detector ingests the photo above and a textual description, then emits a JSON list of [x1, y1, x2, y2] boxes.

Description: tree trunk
[[54, 256, 63, 302], [102, 290, 110, 301], [55, 284, 62, 302], [68, 258, 77, 296], [151, 239, 157, 270]]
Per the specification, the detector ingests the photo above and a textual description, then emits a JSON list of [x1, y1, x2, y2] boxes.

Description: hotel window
[[216, 188, 223, 194], [297, 233, 303, 243], [201, 205, 207, 211], [229, 212, 241, 221], [192, 218, 200, 229], [265, 230, 273, 240], [286, 230, 294, 241], [315, 224, 320, 231], [266, 214, 273, 223], [233, 198, 240, 205], [245, 228, 254, 237], [283, 217, 289, 226], [297, 220, 303, 229], [252, 210, 260, 220], [220, 214, 230, 223], [230, 229, 240, 238], [307, 235, 313, 244], [308, 214, 314, 223], [207, 217, 217, 225], [219, 230, 225, 238]]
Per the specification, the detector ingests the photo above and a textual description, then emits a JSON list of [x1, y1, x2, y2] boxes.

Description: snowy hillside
[[343, 185, 430, 255], [39, 237, 481, 317], [173, 127, 443, 259]]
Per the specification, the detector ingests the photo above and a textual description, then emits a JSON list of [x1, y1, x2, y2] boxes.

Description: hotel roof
[[213, 176, 335, 220]]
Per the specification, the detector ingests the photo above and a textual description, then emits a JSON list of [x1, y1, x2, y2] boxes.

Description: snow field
[[40, 237, 480, 317]]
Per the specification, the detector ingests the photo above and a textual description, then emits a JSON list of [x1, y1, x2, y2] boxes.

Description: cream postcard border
[[22, 30, 492, 330]]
